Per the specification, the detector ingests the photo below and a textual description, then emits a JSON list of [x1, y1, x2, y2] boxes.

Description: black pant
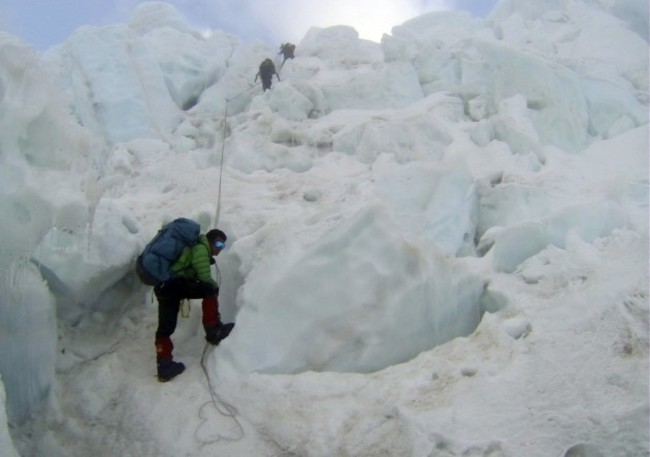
[[154, 278, 218, 339]]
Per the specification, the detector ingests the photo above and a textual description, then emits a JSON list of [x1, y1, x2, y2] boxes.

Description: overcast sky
[[1, 0, 498, 51]]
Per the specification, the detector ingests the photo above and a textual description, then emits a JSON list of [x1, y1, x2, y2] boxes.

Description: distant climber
[[255, 58, 280, 91], [137, 222, 234, 382], [279, 42, 296, 64]]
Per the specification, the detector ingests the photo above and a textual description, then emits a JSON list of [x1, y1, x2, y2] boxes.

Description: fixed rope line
[[199, 83, 260, 444], [195, 342, 244, 446], [213, 100, 228, 228], [213, 84, 258, 228]]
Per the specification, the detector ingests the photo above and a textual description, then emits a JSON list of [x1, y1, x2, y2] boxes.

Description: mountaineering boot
[[205, 323, 235, 346], [157, 358, 185, 382], [155, 336, 184, 381]]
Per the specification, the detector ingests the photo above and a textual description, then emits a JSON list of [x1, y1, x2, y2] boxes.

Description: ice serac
[[127, 1, 199, 36], [489, 0, 648, 94], [32, 199, 142, 324], [59, 24, 183, 147], [0, 35, 78, 426], [383, 0, 647, 151], [331, 94, 457, 164], [301, 25, 423, 110], [0, 34, 92, 170], [0, 32, 146, 426], [221, 203, 484, 374], [375, 161, 477, 256], [0, 263, 57, 425], [135, 3, 240, 112], [0, 379, 20, 457]]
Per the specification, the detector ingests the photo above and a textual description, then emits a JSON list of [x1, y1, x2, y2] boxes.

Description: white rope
[[213, 99, 228, 228], [213, 85, 257, 228]]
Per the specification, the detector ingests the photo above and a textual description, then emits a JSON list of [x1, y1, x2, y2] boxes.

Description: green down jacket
[[169, 234, 217, 287]]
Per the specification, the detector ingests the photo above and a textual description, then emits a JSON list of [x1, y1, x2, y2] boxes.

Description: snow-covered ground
[[0, 1, 648, 456]]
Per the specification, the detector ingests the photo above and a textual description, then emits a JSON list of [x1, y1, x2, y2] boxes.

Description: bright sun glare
[[309, 0, 424, 41]]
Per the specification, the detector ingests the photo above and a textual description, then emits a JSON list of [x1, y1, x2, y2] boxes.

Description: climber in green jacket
[[154, 229, 234, 382], [170, 234, 220, 286]]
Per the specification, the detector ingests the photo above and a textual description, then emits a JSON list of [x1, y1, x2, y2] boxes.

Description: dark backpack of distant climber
[[255, 58, 280, 91], [278, 42, 295, 64]]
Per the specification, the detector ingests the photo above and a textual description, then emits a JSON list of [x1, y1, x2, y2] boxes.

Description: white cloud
[[252, 0, 455, 43], [155, 0, 453, 45], [259, 0, 419, 42]]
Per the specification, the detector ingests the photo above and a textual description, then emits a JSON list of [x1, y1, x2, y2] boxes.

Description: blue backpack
[[135, 218, 201, 286]]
